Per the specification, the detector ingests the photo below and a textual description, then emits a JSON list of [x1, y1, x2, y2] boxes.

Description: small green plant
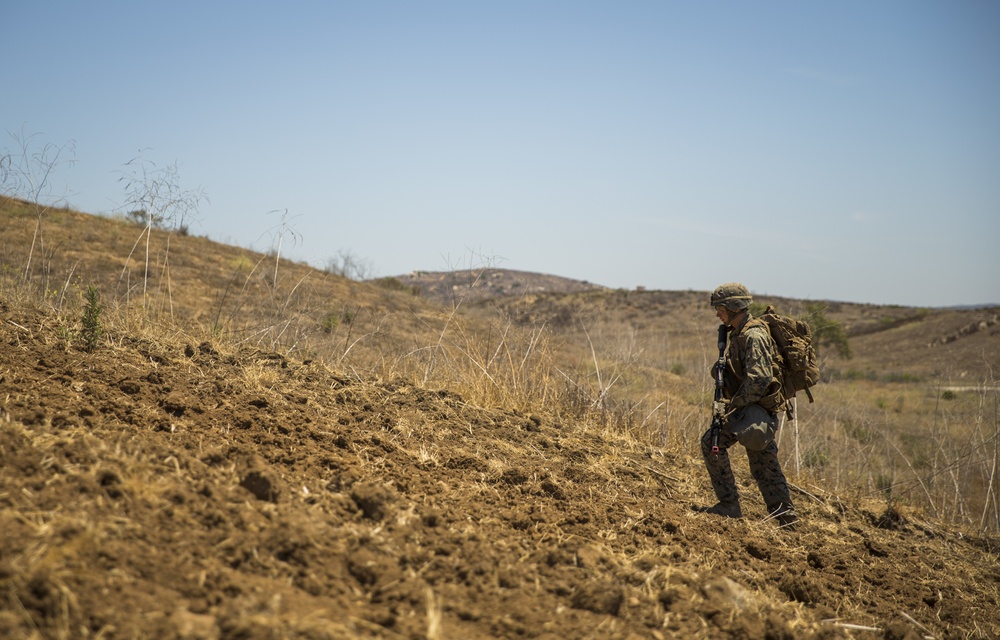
[[875, 473, 894, 499], [843, 418, 878, 445], [842, 368, 878, 381], [802, 444, 830, 469], [321, 311, 340, 334], [81, 285, 103, 352]]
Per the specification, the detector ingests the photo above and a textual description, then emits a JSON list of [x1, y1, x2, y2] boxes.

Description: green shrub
[[321, 312, 339, 333], [81, 285, 103, 352], [803, 445, 830, 469], [805, 302, 851, 359], [843, 418, 878, 445], [372, 277, 420, 295]]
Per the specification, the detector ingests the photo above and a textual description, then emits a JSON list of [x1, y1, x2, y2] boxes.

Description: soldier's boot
[[776, 510, 798, 529]]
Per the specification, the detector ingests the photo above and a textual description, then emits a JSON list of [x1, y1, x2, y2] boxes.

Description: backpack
[[751, 305, 820, 404]]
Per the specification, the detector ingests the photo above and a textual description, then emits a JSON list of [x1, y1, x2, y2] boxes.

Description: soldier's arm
[[729, 327, 774, 410]]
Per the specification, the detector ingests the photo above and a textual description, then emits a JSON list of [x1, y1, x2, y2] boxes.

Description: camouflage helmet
[[711, 282, 752, 311]]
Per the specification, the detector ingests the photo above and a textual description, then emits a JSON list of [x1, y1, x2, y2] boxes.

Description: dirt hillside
[[2, 301, 998, 640], [2, 200, 999, 639]]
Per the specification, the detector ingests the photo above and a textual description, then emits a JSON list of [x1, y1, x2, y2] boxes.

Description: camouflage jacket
[[723, 314, 784, 413]]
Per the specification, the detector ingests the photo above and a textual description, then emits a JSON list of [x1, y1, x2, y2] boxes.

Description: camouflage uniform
[[701, 284, 796, 525]]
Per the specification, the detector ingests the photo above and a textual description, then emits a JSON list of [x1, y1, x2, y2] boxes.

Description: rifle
[[709, 324, 729, 457]]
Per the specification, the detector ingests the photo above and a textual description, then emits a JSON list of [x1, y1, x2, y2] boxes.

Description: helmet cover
[[710, 282, 752, 311]]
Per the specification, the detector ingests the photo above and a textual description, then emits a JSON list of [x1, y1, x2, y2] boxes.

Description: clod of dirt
[[570, 580, 623, 615], [118, 379, 141, 395], [21, 571, 63, 621], [539, 478, 566, 500], [198, 342, 218, 355], [777, 574, 823, 604], [240, 469, 281, 502], [884, 619, 923, 640], [864, 538, 890, 558], [574, 544, 612, 570], [97, 467, 125, 499], [346, 547, 399, 588], [169, 608, 219, 640], [745, 541, 771, 561], [702, 576, 754, 611], [161, 394, 187, 416], [498, 468, 529, 485], [350, 482, 396, 520], [806, 550, 826, 569], [873, 504, 907, 530]]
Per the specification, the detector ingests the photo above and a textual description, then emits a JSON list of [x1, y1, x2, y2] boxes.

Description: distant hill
[[385, 268, 607, 306], [392, 266, 1000, 383]]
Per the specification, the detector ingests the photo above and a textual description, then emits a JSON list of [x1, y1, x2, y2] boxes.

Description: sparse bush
[[325, 250, 373, 281], [805, 302, 851, 359], [372, 277, 420, 295]]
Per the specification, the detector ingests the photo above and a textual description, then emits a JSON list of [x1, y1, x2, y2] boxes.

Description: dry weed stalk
[[425, 587, 443, 640], [117, 152, 206, 304]]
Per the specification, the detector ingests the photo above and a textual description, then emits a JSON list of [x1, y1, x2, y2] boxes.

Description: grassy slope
[[1, 199, 999, 639]]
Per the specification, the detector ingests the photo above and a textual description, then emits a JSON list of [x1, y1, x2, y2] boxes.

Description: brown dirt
[[2, 302, 999, 639]]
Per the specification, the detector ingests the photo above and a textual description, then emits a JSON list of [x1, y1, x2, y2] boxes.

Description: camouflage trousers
[[700, 404, 795, 518]]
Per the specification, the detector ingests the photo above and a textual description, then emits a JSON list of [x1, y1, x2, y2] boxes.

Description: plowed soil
[[2, 302, 998, 640]]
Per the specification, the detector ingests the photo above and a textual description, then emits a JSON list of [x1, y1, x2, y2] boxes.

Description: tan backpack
[[751, 306, 820, 404]]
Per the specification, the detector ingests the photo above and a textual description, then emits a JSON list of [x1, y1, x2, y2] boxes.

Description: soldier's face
[[715, 305, 733, 325]]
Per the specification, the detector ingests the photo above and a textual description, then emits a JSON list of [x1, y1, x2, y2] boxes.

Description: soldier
[[696, 282, 797, 528]]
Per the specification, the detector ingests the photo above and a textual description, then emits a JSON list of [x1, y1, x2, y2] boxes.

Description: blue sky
[[2, 1, 998, 307]]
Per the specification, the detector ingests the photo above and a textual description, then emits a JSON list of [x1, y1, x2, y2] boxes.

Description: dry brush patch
[[785, 379, 1000, 533]]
